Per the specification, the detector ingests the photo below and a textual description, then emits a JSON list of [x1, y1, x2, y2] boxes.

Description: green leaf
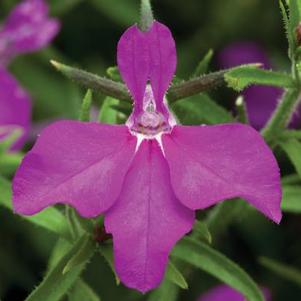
[[280, 138, 301, 178], [191, 220, 212, 244], [139, 0, 154, 32], [63, 237, 96, 274], [0, 152, 23, 176], [289, 0, 301, 39], [193, 49, 214, 76], [280, 0, 295, 58], [166, 261, 188, 290], [25, 235, 95, 301], [68, 280, 101, 301], [106, 66, 122, 82], [281, 185, 301, 212], [98, 97, 120, 123], [0, 176, 71, 240], [281, 173, 301, 185], [0, 127, 23, 153], [172, 237, 264, 301], [260, 256, 301, 287], [79, 90, 93, 122], [225, 65, 294, 91], [99, 243, 120, 285], [148, 279, 179, 301], [172, 94, 233, 125]]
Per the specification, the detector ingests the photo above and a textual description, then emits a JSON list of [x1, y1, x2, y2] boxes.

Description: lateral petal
[[162, 124, 282, 223], [13, 121, 136, 217]]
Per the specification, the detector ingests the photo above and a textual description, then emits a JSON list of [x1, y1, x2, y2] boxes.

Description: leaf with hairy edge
[[25, 235, 95, 301], [68, 280, 101, 301], [99, 244, 120, 285], [63, 237, 96, 274], [166, 261, 188, 289], [225, 65, 294, 91], [281, 185, 301, 213], [172, 94, 233, 125], [193, 49, 214, 76], [191, 220, 212, 244], [280, 138, 301, 178], [0, 176, 71, 240], [172, 237, 264, 301], [260, 257, 301, 287]]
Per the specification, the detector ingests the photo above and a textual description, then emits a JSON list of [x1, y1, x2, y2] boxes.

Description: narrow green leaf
[[99, 244, 120, 284], [225, 65, 294, 91], [0, 176, 71, 240], [0, 152, 23, 176], [289, 0, 301, 38], [63, 237, 95, 274], [139, 0, 154, 32], [191, 220, 212, 244], [172, 94, 233, 125], [193, 49, 214, 76], [68, 280, 101, 301], [260, 256, 301, 287], [166, 261, 188, 290], [26, 235, 94, 301], [280, 0, 295, 58], [0, 127, 23, 153], [281, 185, 301, 212], [98, 97, 120, 124], [280, 138, 301, 178], [173, 237, 264, 301], [79, 90, 92, 122]]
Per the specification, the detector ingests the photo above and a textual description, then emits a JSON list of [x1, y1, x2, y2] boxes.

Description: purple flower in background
[[198, 284, 271, 301], [0, 0, 60, 150], [13, 21, 281, 292], [218, 42, 285, 130]]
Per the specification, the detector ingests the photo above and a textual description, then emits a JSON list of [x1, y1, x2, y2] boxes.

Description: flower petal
[[198, 285, 271, 301], [13, 121, 137, 217], [0, 0, 60, 63], [147, 21, 177, 111], [162, 124, 282, 223], [0, 68, 31, 150], [105, 140, 194, 293], [117, 25, 149, 112]]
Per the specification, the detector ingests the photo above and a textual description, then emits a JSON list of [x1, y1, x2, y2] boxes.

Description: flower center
[[127, 85, 176, 138]]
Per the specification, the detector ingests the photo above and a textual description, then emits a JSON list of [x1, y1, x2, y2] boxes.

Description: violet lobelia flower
[[197, 284, 271, 301], [0, 0, 60, 150], [217, 42, 300, 130], [13, 21, 282, 292]]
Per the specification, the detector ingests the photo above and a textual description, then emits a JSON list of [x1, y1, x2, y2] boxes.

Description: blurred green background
[[0, 0, 301, 300]]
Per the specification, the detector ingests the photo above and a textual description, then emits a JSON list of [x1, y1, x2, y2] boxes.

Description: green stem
[[261, 88, 301, 142], [139, 0, 154, 32]]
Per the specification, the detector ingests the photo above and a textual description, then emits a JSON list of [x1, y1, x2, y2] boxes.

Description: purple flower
[[218, 42, 284, 130], [0, 0, 60, 150], [198, 284, 271, 301], [12, 21, 282, 292]]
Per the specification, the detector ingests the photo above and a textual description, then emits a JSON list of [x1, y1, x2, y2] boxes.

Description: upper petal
[[147, 21, 177, 112], [117, 24, 150, 111], [13, 121, 137, 218], [0, 0, 60, 63], [105, 140, 194, 293], [162, 124, 282, 223], [0, 68, 31, 150]]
